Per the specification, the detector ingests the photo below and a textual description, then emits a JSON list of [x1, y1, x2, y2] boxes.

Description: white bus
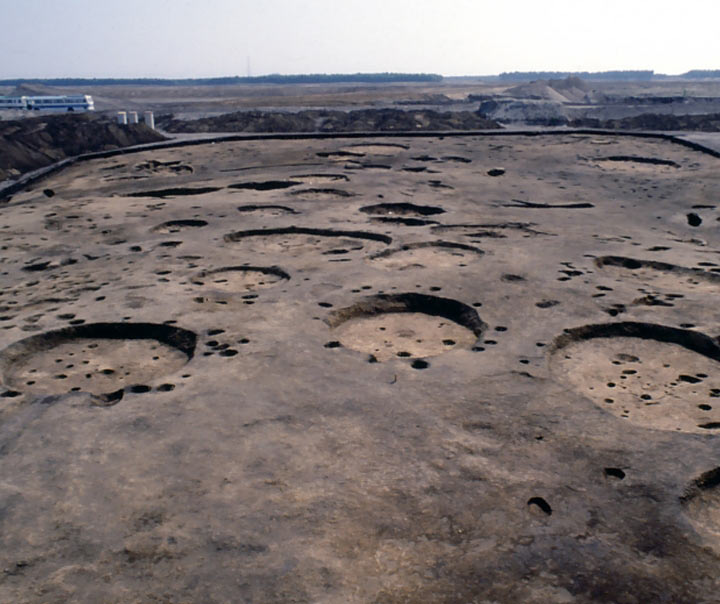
[[0, 95, 95, 111], [0, 96, 28, 110], [26, 95, 95, 111]]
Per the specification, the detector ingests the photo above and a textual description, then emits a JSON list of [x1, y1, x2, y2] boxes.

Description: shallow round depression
[[339, 143, 408, 156], [236, 204, 299, 217], [0, 322, 196, 397], [151, 219, 209, 234], [594, 256, 720, 294], [359, 202, 445, 217], [223, 227, 391, 258], [369, 241, 484, 270], [290, 188, 355, 201], [550, 322, 720, 434], [682, 468, 720, 549], [591, 155, 680, 172], [290, 174, 349, 185], [191, 265, 289, 292], [327, 293, 485, 362]]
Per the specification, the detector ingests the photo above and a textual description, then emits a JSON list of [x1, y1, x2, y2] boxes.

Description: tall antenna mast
[[246, 56, 252, 78]]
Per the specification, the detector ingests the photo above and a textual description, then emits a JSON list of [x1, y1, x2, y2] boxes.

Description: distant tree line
[[680, 70, 720, 79], [0, 73, 443, 87], [499, 70, 720, 81], [499, 71, 656, 81]]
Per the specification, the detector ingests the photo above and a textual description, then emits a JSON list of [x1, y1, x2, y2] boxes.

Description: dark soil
[[158, 108, 501, 133], [0, 113, 165, 181], [571, 113, 720, 131]]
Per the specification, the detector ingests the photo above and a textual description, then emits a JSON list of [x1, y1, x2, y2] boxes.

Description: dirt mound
[[158, 108, 500, 133], [549, 76, 589, 92], [0, 113, 165, 181], [547, 76, 597, 102], [571, 113, 720, 131], [393, 93, 454, 106], [505, 80, 569, 102], [478, 99, 569, 125], [505, 76, 601, 104]]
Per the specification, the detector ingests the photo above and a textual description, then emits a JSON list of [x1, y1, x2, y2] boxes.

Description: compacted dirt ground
[[0, 132, 719, 603]]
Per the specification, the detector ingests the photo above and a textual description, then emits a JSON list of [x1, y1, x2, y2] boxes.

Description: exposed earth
[[6, 77, 720, 135], [0, 130, 719, 603], [571, 113, 720, 132], [0, 113, 164, 182], [157, 108, 500, 134]]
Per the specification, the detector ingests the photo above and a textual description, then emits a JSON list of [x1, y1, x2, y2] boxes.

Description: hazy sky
[[2, 0, 719, 78]]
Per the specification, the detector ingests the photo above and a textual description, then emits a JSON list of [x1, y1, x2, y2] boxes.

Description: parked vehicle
[[0, 95, 95, 111]]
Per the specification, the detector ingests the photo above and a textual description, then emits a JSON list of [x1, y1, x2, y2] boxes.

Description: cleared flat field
[[0, 132, 719, 602]]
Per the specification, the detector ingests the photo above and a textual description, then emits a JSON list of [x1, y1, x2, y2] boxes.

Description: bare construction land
[[5, 77, 720, 126], [1, 130, 720, 603]]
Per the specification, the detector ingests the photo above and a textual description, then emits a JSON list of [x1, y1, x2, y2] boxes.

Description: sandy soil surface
[[0, 132, 719, 602]]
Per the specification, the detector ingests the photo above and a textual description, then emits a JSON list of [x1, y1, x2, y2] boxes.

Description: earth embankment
[[571, 113, 720, 131], [158, 108, 501, 133], [0, 114, 165, 181]]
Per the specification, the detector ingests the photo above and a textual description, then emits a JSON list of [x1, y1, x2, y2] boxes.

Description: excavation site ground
[[1, 131, 720, 603]]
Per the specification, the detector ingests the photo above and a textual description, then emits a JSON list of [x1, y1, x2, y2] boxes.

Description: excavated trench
[[228, 180, 301, 191], [504, 200, 595, 209], [123, 186, 222, 198], [359, 202, 445, 217]]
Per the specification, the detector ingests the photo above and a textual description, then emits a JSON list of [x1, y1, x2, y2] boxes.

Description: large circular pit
[[0, 323, 196, 397], [682, 468, 720, 549], [369, 241, 484, 270], [223, 226, 391, 260], [327, 293, 486, 362], [191, 265, 290, 292], [550, 322, 720, 434]]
